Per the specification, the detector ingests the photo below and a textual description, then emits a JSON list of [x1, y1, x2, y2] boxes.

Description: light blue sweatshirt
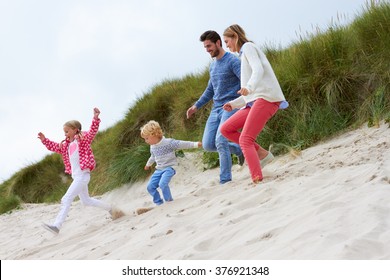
[[195, 52, 241, 109]]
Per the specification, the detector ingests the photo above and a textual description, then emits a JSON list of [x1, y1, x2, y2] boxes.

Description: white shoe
[[260, 152, 274, 168], [42, 223, 59, 234]]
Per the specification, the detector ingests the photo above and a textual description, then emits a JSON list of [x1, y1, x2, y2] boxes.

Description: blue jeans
[[202, 106, 242, 184], [147, 167, 176, 205]]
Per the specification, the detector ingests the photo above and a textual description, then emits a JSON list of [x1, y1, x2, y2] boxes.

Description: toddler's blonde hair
[[140, 120, 163, 138]]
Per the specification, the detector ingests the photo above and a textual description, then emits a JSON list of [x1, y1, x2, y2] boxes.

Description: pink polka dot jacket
[[41, 117, 100, 175]]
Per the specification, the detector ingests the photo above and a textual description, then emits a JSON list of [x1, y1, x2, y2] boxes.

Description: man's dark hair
[[199, 30, 221, 44]]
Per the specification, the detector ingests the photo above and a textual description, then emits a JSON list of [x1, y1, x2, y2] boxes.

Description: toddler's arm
[[174, 140, 202, 150]]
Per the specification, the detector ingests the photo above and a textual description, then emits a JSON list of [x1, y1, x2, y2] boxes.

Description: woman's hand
[[223, 103, 233, 112], [237, 87, 249, 96]]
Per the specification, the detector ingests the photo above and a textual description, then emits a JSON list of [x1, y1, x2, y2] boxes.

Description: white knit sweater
[[229, 42, 286, 109], [146, 137, 199, 170]]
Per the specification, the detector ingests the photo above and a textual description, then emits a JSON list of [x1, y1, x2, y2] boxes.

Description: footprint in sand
[[136, 207, 154, 215], [151, 229, 173, 239], [111, 208, 125, 220], [246, 232, 274, 245], [194, 238, 216, 251]]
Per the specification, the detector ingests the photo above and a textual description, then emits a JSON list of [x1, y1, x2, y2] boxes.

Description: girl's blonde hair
[[64, 120, 82, 132], [60, 120, 83, 148], [223, 24, 250, 52], [140, 120, 163, 138]]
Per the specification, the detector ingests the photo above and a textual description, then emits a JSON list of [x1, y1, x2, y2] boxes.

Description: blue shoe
[[220, 179, 232, 185]]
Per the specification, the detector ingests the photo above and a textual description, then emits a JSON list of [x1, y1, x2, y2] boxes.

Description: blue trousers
[[147, 167, 176, 205], [202, 106, 242, 184]]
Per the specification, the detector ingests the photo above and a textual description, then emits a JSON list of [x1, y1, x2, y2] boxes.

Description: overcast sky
[[0, 0, 370, 183]]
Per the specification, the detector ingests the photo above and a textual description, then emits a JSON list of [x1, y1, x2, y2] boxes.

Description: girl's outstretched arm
[[83, 108, 101, 144], [37, 132, 46, 141], [38, 133, 62, 153], [93, 107, 100, 119]]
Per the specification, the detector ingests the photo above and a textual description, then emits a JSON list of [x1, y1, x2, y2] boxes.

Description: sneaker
[[260, 152, 274, 168], [220, 179, 232, 185], [238, 153, 245, 166], [42, 223, 59, 234], [253, 177, 263, 184]]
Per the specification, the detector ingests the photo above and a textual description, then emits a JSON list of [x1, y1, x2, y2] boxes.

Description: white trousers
[[53, 172, 110, 229]]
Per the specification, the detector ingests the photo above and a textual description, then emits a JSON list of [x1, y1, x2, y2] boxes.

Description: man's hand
[[186, 105, 198, 119]]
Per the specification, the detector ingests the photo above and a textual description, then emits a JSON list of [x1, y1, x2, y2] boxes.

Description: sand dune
[[1, 122, 389, 260]]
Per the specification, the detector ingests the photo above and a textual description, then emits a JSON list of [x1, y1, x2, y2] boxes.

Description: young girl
[[38, 107, 122, 234], [221, 24, 288, 184], [140, 120, 202, 205]]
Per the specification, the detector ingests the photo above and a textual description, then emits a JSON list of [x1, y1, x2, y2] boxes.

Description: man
[[187, 30, 243, 184]]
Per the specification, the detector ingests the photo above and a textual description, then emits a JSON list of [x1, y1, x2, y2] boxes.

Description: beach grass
[[1, 1, 389, 213]]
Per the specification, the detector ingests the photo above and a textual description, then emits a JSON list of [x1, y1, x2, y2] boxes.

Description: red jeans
[[221, 98, 280, 182]]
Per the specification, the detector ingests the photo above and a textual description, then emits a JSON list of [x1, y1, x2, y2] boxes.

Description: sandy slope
[[1, 122, 389, 260]]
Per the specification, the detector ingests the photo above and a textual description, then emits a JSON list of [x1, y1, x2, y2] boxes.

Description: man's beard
[[210, 48, 220, 58]]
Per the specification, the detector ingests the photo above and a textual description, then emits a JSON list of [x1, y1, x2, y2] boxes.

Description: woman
[[220, 24, 288, 184]]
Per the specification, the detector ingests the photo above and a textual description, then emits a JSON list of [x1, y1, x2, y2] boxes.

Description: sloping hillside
[[1, 122, 389, 260]]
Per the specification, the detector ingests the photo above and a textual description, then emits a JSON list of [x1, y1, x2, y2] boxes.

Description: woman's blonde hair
[[223, 24, 250, 52], [140, 120, 163, 138]]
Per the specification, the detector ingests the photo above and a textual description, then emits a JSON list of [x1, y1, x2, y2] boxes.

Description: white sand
[[1, 122, 390, 260]]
